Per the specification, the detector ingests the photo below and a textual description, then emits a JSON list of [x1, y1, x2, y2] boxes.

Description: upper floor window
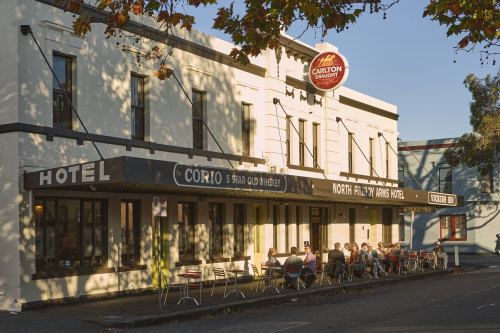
[[121, 200, 141, 265], [440, 215, 466, 241], [192, 90, 205, 150], [479, 167, 494, 193], [53, 54, 73, 130], [131, 74, 145, 140], [286, 116, 292, 165], [369, 138, 375, 176], [385, 142, 390, 178], [439, 166, 452, 193], [242, 103, 251, 156], [398, 165, 405, 187], [298, 119, 305, 166], [348, 132, 354, 173], [313, 123, 320, 168]]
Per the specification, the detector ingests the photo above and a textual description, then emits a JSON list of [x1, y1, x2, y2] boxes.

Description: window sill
[[439, 238, 467, 242], [339, 171, 399, 185], [32, 266, 115, 280], [175, 259, 202, 267], [206, 257, 231, 264], [231, 255, 251, 262], [117, 264, 147, 272], [287, 164, 324, 173]]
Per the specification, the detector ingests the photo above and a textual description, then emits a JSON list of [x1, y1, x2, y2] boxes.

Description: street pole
[[410, 211, 414, 250], [157, 216, 162, 311]]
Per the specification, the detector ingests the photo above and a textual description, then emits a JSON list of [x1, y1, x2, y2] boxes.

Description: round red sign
[[309, 51, 349, 91]]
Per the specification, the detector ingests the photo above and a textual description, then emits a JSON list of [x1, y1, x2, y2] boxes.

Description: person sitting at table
[[283, 246, 303, 289], [377, 242, 387, 257], [328, 242, 345, 282], [266, 248, 281, 271], [342, 243, 351, 262], [348, 243, 365, 277], [301, 244, 316, 287], [364, 244, 386, 278], [433, 240, 448, 269]]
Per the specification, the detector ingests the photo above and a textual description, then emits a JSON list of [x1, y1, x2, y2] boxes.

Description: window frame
[[385, 142, 390, 178], [348, 132, 354, 173], [130, 74, 145, 141], [52, 53, 73, 130], [192, 89, 205, 150], [313, 123, 320, 168], [439, 214, 467, 241], [178, 201, 196, 260], [233, 203, 246, 257], [208, 202, 224, 258], [286, 116, 292, 165], [439, 166, 453, 193], [369, 137, 375, 176], [121, 200, 141, 265], [298, 119, 306, 167], [479, 168, 494, 193], [34, 196, 108, 272], [398, 164, 405, 187], [241, 103, 251, 156]]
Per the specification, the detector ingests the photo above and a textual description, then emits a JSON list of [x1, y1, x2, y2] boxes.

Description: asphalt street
[[118, 257, 500, 333]]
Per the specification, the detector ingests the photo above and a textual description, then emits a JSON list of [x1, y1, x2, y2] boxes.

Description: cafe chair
[[160, 271, 184, 307], [211, 267, 234, 299]]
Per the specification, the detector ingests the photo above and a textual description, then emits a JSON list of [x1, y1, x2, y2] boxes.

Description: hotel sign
[[309, 51, 349, 91], [32, 160, 112, 186], [173, 163, 287, 192]]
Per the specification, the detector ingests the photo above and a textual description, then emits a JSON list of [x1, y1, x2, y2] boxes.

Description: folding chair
[[185, 269, 203, 305], [160, 271, 184, 307], [313, 261, 332, 286], [211, 267, 234, 299]]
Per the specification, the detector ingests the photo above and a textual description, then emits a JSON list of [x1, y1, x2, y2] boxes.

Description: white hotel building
[[0, 0, 460, 311]]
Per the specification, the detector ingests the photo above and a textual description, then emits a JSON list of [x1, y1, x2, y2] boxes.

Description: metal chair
[[280, 264, 305, 290], [185, 269, 203, 305], [313, 261, 332, 286], [251, 264, 274, 292], [211, 267, 234, 298], [160, 271, 184, 307]]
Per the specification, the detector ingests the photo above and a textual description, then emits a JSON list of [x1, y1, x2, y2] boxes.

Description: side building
[[0, 0, 459, 311], [398, 138, 499, 254]]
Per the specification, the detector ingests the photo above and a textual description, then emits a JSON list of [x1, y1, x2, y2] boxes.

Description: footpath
[[1, 262, 482, 333]]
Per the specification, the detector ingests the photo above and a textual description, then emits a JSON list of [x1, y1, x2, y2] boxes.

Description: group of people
[[265, 239, 450, 289]]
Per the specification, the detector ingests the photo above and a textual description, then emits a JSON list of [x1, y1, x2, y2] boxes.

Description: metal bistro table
[[225, 269, 246, 299], [177, 272, 202, 305], [260, 264, 280, 294]]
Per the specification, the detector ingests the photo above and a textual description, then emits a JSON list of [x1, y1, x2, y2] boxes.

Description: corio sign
[[173, 163, 287, 192], [309, 51, 349, 91]]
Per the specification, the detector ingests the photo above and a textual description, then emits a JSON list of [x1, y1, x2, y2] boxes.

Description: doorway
[[310, 207, 327, 259], [349, 208, 356, 243]]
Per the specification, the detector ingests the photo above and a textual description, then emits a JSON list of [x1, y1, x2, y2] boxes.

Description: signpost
[[153, 197, 167, 310], [410, 211, 414, 250]]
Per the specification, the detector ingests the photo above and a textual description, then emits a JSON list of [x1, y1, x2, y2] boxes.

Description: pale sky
[[188, 0, 496, 142]]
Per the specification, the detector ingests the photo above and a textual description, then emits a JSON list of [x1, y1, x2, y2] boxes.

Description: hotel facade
[[0, 0, 460, 311]]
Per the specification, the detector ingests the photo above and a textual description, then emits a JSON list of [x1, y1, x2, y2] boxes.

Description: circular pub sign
[[309, 51, 349, 91]]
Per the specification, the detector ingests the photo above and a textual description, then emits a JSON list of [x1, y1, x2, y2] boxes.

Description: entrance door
[[253, 205, 264, 268], [382, 208, 393, 244], [310, 207, 327, 259], [349, 208, 356, 243]]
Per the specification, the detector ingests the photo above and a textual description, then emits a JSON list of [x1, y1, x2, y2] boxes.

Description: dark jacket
[[327, 249, 345, 277]]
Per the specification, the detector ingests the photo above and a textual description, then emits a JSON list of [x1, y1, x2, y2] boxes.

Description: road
[[120, 259, 500, 333]]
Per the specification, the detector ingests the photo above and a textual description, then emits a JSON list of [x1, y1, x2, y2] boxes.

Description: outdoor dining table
[[177, 272, 201, 305], [224, 269, 246, 299], [260, 265, 280, 294]]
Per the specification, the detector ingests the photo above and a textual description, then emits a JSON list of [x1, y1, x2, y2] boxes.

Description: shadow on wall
[[15, 3, 250, 305]]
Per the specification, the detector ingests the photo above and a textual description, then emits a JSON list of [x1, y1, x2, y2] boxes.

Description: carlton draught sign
[[309, 51, 349, 91]]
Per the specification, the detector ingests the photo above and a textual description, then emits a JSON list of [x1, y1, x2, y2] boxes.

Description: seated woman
[[342, 243, 351, 262], [265, 247, 281, 274], [348, 243, 365, 277]]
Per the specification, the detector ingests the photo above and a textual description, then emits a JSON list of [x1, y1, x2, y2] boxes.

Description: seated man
[[301, 244, 316, 288], [433, 241, 448, 269], [328, 242, 345, 282], [348, 243, 366, 277], [283, 246, 303, 289]]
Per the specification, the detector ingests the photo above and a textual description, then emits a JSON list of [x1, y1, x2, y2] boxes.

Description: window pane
[[53, 55, 72, 130], [440, 216, 452, 239], [131, 75, 145, 140], [299, 120, 305, 166], [58, 199, 81, 267], [242, 104, 251, 156], [439, 167, 452, 193], [455, 215, 467, 239], [35, 200, 44, 266], [192, 91, 204, 149], [286, 116, 291, 165], [179, 202, 195, 258], [234, 204, 245, 256], [82, 201, 94, 261], [209, 203, 224, 257]]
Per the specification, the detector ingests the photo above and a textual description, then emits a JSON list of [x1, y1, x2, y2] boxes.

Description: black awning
[[24, 156, 462, 207]]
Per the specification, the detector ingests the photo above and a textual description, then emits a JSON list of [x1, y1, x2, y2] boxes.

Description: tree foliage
[[444, 70, 500, 174], [64, 0, 499, 77]]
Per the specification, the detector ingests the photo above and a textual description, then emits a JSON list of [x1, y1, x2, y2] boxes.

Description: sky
[[187, 0, 497, 142]]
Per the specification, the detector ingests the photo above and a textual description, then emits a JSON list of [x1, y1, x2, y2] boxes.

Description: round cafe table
[[225, 269, 246, 299], [260, 265, 280, 294], [177, 272, 201, 305]]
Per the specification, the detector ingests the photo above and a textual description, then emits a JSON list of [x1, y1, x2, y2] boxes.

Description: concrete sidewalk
[[1, 265, 471, 332]]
